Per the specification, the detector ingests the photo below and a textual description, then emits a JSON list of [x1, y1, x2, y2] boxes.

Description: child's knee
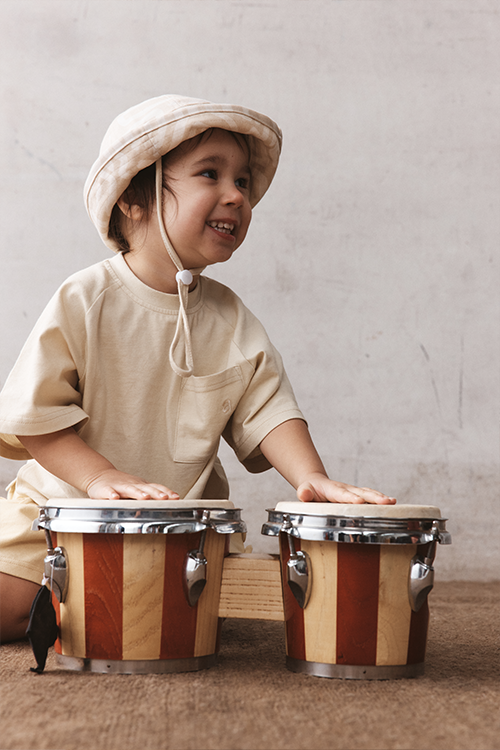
[[0, 572, 40, 642]]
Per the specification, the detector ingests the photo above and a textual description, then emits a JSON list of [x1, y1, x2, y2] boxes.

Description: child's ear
[[116, 193, 144, 221]]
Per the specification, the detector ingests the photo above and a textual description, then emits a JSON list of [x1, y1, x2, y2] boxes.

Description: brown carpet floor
[[0, 581, 499, 750]]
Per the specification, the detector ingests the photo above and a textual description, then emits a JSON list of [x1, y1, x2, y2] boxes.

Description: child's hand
[[296, 472, 396, 505], [86, 469, 180, 501], [17, 428, 180, 501], [259, 421, 396, 506]]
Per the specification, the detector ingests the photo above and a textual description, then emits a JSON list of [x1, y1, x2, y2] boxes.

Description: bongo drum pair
[[34, 499, 451, 680], [262, 502, 451, 679], [34, 499, 244, 674]]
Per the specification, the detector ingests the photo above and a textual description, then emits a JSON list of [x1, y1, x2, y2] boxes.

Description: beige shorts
[[0, 488, 46, 584]]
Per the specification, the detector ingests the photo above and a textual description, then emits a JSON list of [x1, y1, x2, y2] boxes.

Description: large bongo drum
[[34, 499, 245, 674], [262, 502, 451, 679]]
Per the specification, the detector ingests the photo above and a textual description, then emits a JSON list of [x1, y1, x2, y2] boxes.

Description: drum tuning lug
[[183, 511, 211, 607], [43, 530, 68, 604], [408, 520, 440, 612], [282, 515, 312, 609]]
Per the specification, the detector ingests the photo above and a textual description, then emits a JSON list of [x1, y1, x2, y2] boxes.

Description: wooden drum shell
[[263, 502, 450, 680], [49, 528, 227, 673], [279, 535, 430, 679]]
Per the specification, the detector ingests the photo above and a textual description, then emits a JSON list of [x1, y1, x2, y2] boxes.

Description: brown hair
[[108, 162, 157, 253], [108, 129, 251, 253]]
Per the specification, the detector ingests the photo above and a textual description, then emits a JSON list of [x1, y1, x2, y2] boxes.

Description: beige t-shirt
[[0, 254, 304, 504]]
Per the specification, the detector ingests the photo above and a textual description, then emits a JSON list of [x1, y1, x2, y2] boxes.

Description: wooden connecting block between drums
[[218, 553, 284, 621]]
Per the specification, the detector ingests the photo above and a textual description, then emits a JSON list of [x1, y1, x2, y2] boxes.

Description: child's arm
[[17, 427, 179, 501], [259, 419, 395, 504]]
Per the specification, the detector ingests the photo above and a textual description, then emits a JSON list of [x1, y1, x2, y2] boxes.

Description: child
[[0, 95, 395, 641]]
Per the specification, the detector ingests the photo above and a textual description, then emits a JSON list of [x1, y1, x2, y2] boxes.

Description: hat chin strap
[[155, 159, 205, 378]]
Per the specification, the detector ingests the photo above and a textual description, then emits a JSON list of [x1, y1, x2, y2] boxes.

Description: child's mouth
[[207, 221, 235, 236]]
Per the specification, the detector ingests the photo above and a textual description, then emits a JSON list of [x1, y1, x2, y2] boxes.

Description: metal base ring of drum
[[286, 656, 425, 680], [55, 652, 217, 674]]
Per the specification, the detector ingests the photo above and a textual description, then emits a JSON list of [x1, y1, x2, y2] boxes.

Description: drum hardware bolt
[[42, 528, 69, 604], [408, 520, 440, 612], [183, 510, 211, 607], [282, 514, 312, 609], [99, 523, 125, 534]]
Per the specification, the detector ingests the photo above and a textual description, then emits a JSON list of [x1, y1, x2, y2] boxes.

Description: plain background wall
[[0, 1, 498, 580]]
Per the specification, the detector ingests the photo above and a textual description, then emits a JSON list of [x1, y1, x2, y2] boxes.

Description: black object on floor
[[25, 585, 58, 673]]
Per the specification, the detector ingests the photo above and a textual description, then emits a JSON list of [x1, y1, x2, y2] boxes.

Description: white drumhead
[[44, 498, 234, 510], [274, 502, 441, 519]]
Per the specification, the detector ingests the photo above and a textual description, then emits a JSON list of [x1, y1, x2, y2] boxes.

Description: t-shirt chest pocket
[[173, 365, 247, 464]]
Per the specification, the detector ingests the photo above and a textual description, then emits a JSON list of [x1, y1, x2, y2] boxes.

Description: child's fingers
[[296, 480, 364, 504], [88, 481, 179, 501], [297, 479, 396, 505], [147, 483, 180, 500], [296, 482, 318, 502], [114, 483, 179, 500], [353, 486, 396, 505]]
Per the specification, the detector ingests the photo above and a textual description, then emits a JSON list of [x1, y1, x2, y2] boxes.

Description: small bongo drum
[[34, 499, 245, 674], [262, 502, 451, 679]]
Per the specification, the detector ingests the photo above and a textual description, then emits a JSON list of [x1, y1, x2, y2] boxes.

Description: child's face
[[161, 129, 252, 270]]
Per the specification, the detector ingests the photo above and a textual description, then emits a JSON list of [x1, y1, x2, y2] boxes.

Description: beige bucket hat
[[84, 94, 282, 252], [84, 95, 282, 377]]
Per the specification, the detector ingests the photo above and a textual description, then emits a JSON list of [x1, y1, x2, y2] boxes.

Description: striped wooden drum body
[[36, 499, 245, 674], [262, 503, 451, 680]]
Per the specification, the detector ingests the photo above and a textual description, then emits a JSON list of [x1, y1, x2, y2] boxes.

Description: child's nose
[[221, 181, 245, 206]]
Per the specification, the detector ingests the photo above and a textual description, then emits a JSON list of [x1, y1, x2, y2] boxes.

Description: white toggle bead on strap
[[176, 269, 194, 286]]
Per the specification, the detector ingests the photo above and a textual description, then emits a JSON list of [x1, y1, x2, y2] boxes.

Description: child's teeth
[[209, 221, 234, 234]]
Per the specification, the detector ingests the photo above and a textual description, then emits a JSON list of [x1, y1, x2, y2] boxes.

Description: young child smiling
[[0, 95, 395, 641]]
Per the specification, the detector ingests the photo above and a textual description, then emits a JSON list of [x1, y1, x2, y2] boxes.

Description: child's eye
[[235, 177, 249, 189], [200, 169, 217, 180]]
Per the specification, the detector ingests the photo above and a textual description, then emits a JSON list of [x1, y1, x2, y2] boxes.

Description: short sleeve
[[0, 285, 90, 460], [222, 322, 305, 472]]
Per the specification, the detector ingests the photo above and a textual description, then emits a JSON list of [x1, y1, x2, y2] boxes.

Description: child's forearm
[[259, 419, 395, 505], [259, 419, 327, 486], [17, 428, 179, 500], [19, 428, 117, 491]]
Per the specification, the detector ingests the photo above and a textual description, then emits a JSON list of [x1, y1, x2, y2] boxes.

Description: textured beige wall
[[0, 1, 498, 579]]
